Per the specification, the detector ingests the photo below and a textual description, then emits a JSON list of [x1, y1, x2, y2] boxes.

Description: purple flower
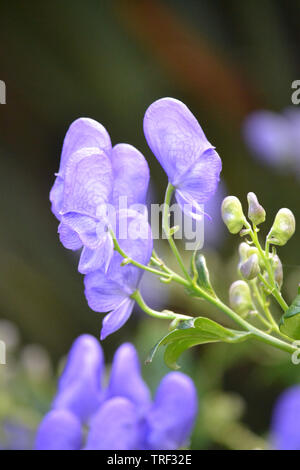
[[35, 335, 198, 450], [84, 211, 153, 339], [271, 386, 300, 450], [143, 98, 222, 218], [50, 118, 150, 273], [243, 108, 300, 175]]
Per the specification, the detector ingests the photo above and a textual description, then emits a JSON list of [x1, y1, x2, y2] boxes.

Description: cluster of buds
[[222, 192, 295, 317]]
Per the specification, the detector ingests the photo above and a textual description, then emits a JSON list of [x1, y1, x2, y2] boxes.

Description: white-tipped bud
[[247, 192, 266, 226], [229, 280, 253, 317], [267, 208, 296, 246], [221, 196, 245, 234]]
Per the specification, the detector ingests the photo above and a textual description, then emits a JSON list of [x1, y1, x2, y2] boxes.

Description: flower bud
[[271, 254, 283, 288], [267, 208, 296, 246], [229, 280, 253, 317], [221, 196, 245, 234], [239, 242, 250, 262], [239, 253, 260, 280], [247, 192, 266, 225]]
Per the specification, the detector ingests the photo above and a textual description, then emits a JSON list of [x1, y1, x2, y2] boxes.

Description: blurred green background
[[0, 0, 300, 450]]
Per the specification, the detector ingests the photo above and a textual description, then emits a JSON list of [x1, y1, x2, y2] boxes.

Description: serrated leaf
[[279, 289, 300, 339], [191, 252, 216, 298], [147, 317, 252, 369]]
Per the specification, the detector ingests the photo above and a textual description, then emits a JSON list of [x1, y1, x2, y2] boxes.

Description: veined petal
[[63, 148, 113, 217], [145, 372, 197, 450], [84, 270, 127, 313], [107, 343, 151, 411], [111, 144, 150, 207], [101, 298, 134, 340], [143, 97, 213, 184], [57, 222, 83, 250], [175, 147, 221, 219], [59, 118, 112, 173], [84, 397, 141, 450], [60, 212, 98, 249], [53, 335, 104, 422], [35, 409, 82, 450], [78, 234, 114, 274]]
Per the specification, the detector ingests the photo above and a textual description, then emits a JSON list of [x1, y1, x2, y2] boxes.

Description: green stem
[[110, 221, 296, 356], [162, 183, 191, 280], [110, 230, 170, 279], [131, 290, 192, 322], [250, 279, 276, 330], [247, 223, 288, 312]]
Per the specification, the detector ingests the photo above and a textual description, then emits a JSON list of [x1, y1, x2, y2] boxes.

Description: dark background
[[0, 0, 300, 449]]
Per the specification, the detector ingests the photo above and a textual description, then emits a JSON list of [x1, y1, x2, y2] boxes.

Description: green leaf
[[146, 317, 252, 369], [279, 287, 300, 339], [191, 252, 217, 298]]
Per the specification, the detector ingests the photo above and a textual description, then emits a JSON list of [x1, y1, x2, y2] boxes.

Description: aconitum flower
[[243, 108, 300, 175], [35, 335, 198, 450], [143, 98, 222, 218], [84, 211, 153, 339], [271, 386, 300, 450], [50, 118, 149, 273]]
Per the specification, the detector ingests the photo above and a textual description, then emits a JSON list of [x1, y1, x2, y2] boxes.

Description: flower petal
[[62, 147, 113, 217], [60, 212, 98, 249], [106, 210, 153, 292], [107, 343, 151, 411], [35, 409, 82, 450], [111, 143, 150, 207], [57, 222, 83, 250], [101, 298, 134, 340], [175, 147, 222, 219], [49, 175, 64, 220], [50, 118, 112, 219], [84, 271, 127, 312], [78, 234, 114, 274], [53, 335, 104, 422], [59, 118, 112, 173], [271, 386, 300, 450], [145, 372, 197, 450], [84, 397, 141, 450], [144, 97, 213, 184]]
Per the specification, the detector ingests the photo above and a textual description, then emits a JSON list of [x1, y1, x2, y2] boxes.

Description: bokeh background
[[0, 0, 300, 450]]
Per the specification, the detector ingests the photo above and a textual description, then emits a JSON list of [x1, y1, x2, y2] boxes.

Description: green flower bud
[[221, 196, 245, 234], [271, 254, 283, 288], [239, 242, 250, 263], [267, 208, 296, 246], [247, 192, 266, 225], [229, 280, 253, 317], [239, 253, 260, 280]]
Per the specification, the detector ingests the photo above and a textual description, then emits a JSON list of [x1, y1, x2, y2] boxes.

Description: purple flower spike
[[84, 212, 153, 339], [35, 338, 198, 450], [107, 343, 151, 411], [144, 98, 222, 217], [52, 335, 104, 422], [145, 372, 198, 450], [35, 409, 82, 450], [84, 398, 141, 450], [271, 386, 300, 450]]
